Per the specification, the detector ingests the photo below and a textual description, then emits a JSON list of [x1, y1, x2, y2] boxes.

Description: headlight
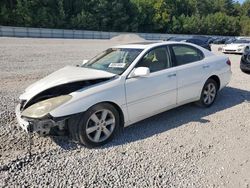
[[21, 95, 72, 118], [238, 45, 245, 48]]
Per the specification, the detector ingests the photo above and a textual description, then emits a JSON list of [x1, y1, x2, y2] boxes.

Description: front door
[[125, 46, 177, 123]]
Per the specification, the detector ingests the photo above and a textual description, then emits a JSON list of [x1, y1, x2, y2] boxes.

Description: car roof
[[114, 41, 188, 49], [113, 41, 215, 57]]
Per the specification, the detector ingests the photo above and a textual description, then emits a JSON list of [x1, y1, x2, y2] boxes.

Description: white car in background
[[16, 42, 232, 147], [222, 39, 250, 54]]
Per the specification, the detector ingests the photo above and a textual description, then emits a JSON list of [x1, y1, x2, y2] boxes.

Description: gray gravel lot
[[0, 37, 250, 187]]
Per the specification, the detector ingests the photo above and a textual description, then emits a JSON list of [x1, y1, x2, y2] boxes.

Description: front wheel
[[197, 79, 218, 107], [68, 103, 120, 148]]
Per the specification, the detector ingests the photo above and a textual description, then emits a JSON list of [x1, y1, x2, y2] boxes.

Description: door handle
[[167, 73, 176, 78], [203, 65, 210, 69]]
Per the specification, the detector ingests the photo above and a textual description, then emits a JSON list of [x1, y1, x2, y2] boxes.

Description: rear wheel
[[197, 79, 218, 107], [68, 103, 120, 148]]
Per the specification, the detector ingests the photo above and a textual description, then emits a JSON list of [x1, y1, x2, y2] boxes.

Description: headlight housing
[[21, 95, 72, 118], [238, 45, 245, 48]]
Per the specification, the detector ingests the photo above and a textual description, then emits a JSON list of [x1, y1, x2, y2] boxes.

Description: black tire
[[68, 103, 120, 148], [197, 78, 218, 108], [241, 69, 250, 74]]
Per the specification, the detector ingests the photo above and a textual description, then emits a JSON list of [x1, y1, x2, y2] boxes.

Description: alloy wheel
[[203, 83, 217, 105], [86, 109, 116, 143]]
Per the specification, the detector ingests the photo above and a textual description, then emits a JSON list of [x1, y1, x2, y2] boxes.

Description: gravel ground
[[0, 37, 249, 188]]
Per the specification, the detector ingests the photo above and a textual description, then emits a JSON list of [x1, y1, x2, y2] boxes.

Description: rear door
[[170, 44, 210, 104]]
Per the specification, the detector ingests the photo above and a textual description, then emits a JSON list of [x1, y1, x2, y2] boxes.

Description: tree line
[[0, 0, 250, 36]]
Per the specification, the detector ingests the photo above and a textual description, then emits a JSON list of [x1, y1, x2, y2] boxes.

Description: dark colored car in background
[[193, 35, 213, 44], [167, 36, 191, 42], [213, 37, 228, 44], [240, 48, 250, 73], [167, 36, 212, 51], [186, 38, 211, 51]]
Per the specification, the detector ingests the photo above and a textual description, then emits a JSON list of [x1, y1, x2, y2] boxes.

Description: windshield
[[233, 40, 250, 44], [82, 48, 143, 75]]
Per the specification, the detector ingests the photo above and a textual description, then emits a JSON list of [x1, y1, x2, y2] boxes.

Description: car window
[[171, 45, 204, 66], [83, 48, 142, 75], [136, 47, 171, 73]]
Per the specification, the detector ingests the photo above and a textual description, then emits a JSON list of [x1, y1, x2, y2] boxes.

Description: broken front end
[[15, 78, 111, 136]]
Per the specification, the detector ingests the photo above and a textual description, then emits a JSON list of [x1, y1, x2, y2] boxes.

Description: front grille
[[225, 50, 236, 52]]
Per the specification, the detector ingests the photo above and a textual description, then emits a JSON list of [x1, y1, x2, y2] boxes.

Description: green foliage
[[240, 16, 250, 35], [0, 0, 249, 35]]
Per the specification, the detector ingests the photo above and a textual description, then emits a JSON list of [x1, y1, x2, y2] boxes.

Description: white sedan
[[16, 42, 232, 147], [222, 39, 250, 54]]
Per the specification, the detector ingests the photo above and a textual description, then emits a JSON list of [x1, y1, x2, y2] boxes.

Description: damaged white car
[[16, 42, 232, 147]]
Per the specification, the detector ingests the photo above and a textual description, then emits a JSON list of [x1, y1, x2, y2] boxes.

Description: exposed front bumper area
[[15, 104, 30, 132], [15, 104, 66, 135]]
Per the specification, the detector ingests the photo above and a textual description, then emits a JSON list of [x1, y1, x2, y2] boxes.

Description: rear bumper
[[219, 70, 232, 90]]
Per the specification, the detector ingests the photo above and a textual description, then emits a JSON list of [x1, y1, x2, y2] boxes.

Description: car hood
[[20, 66, 116, 100]]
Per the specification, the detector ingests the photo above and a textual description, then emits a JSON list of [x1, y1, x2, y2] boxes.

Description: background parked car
[[222, 39, 250, 54], [186, 38, 211, 51], [193, 36, 213, 44], [240, 48, 250, 73], [168, 36, 212, 51]]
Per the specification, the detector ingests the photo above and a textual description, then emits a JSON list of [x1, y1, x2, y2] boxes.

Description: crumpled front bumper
[[15, 104, 65, 134], [15, 104, 31, 132]]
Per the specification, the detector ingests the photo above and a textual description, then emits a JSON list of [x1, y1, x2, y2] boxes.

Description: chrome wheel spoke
[[105, 118, 115, 125], [209, 84, 212, 90], [204, 95, 209, 103], [210, 92, 215, 98], [210, 87, 216, 93], [208, 95, 212, 104], [94, 129, 102, 142], [102, 127, 111, 137], [86, 126, 98, 134], [90, 113, 100, 124]]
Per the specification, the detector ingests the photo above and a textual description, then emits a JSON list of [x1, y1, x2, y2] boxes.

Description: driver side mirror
[[82, 59, 88, 65], [129, 67, 150, 78]]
